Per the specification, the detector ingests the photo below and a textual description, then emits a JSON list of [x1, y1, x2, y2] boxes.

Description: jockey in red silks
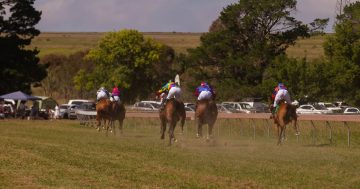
[[157, 80, 181, 109], [111, 86, 120, 102], [194, 82, 216, 101], [271, 83, 292, 116]]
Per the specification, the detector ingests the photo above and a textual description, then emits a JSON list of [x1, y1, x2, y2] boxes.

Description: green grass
[[1, 118, 360, 188], [31, 32, 325, 59]]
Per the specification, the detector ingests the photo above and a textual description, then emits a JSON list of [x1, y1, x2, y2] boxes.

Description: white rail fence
[[76, 110, 360, 147]]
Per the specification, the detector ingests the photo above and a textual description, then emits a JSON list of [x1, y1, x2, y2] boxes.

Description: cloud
[[35, 0, 341, 32]]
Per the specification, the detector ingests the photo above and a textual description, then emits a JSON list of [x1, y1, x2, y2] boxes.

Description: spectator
[[17, 101, 26, 119]]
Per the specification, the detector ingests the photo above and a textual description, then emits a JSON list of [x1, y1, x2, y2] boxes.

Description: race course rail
[[76, 110, 360, 122]]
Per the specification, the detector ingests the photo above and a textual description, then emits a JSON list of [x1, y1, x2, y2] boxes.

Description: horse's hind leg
[[118, 118, 124, 134], [207, 122, 215, 140], [168, 121, 176, 146], [160, 119, 166, 140], [197, 120, 203, 138]]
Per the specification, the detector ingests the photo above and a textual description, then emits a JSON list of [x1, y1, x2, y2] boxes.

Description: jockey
[[194, 82, 216, 101], [157, 80, 181, 109], [111, 86, 120, 102], [96, 87, 110, 101], [271, 83, 292, 116]]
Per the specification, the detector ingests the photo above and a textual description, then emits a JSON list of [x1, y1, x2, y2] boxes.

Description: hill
[[31, 32, 326, 60]]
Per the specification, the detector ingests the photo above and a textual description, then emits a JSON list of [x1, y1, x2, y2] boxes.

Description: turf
[[0, 118, 359, 188]]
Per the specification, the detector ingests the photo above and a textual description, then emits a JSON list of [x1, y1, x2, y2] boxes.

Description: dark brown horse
[[195, 99, 218, 140], [96, 98, 112, 134], [109, 101, 126, 135], [159, 98, 186, 145], [273, 102, 299, 145]]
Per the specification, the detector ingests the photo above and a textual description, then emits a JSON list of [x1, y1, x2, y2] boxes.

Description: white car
[[343, 107, 360, 114], [221, 102, 256, 114], [318, 102, 343, 113], [296, 104, 333, 114], [132, 102, 160, 111]]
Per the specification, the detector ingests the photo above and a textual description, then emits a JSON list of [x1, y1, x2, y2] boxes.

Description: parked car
[[217, 104, 240, 113], [59, 104, 69, 119], [221, 102, 256, 114], [343, 107, 360, 114], [68, 104, 79, 119], [334, 101, 350, 109], [78, 102, 96, 111], [184, 106, 195, 112], [242, 101, 270, 113], [67, 99, 91, 106], [132, 102, 159, 111], [318, 102, 343, 113], [296, 104, 333, 114]]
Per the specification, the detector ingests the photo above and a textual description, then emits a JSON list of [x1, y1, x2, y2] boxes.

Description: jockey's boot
[[160, 99, 168, 110], [269, 105, 274, 119]]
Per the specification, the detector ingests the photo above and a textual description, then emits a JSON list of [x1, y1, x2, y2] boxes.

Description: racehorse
[[159, 98, 186, 145], [195, 99, 218, 140], [273, 101, 299, 145], [96, 98, 113, 135], [110, 101, 126, 135]]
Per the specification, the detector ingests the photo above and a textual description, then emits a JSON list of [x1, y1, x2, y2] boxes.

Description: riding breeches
[[167, 86, 181, 99], [273, 89, 291, 107], [111, 96, 120, 102], [97, 91, 108, 101], [197, 91, 212, 101]]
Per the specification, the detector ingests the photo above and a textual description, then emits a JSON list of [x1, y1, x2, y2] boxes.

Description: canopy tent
[[0, 91, 41, 101]]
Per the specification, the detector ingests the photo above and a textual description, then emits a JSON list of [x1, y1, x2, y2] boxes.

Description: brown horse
[[109, 101, 126, 135], [273, 102, 299, 145], [195, 99, 218, 140], [159, 98, 186, 145], [96, 98, 113, 135]]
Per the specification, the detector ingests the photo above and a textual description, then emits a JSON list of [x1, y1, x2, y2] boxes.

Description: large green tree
[[185, 0, 324, 101], [0, 0, 46, 94], [77, 29, 176, 102], [322, 2, 360, 105]]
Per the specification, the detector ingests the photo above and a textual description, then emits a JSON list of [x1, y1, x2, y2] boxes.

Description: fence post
[[266, 119, 271, 138], [310, 120, 316, 145], [325, 121, 332, 144], [252, 119, 256, 140], [343, 121, 350, 147]]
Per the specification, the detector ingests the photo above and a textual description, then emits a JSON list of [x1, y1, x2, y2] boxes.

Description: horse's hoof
[[295, 132, 300, 136], [174, 139, 178, 143], [196, 134, 201, 138]]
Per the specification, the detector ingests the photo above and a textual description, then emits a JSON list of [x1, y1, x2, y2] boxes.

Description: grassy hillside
[[31, 32, 326, 59], [0, 119, 359, 188]]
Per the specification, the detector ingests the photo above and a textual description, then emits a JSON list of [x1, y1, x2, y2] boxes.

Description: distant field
[[31, 32, 326, 59], [0, 119, 360, 188]]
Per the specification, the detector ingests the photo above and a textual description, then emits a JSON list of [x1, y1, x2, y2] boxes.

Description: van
[[67, 99, 91, 106]]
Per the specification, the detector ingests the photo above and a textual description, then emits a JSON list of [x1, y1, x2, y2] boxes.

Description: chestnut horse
[[159, 98, 186, 145], [273, 101, 299, 145], [96, 98, 112, 135], [110, 101, 126, 135], [195, 99, 218, 140]]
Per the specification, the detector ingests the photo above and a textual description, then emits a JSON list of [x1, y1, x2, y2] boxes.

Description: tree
[[185, 0, 317, 101], [0, 0, 46, 94], [322, 2, 360, 105], [78, 29, 176, 103]]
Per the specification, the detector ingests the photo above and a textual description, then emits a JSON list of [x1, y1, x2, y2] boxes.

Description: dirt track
[[125, 112, 360, 122]]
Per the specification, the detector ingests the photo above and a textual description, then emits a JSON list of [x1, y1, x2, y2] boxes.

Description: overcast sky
[[34, 0, 350, 33]]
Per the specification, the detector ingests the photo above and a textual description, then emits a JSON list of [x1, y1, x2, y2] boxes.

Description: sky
[[34, 0, 349, 33]]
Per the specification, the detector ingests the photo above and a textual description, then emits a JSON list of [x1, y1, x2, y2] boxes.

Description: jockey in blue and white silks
[[194, 82, 216, 101], [273, 83, 291, 108], [96, 87, 110, 101]]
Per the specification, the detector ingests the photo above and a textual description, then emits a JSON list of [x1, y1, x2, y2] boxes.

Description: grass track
[[1, 119, 360, 188]]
